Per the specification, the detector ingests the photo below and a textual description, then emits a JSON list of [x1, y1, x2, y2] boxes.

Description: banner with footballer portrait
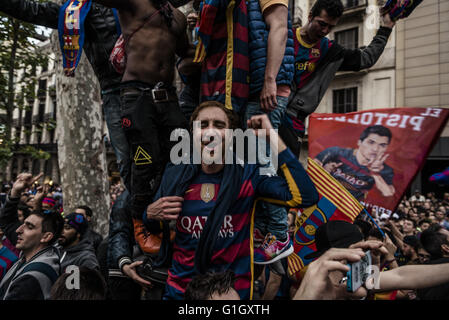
[[308, 107, 449, 216]]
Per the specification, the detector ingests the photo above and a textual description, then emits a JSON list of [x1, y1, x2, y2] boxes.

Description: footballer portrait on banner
[[308, 108, 449, 216], [314, 125, 395, 202]]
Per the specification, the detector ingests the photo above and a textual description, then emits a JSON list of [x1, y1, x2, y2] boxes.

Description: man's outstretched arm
[[373, 263, 449, 292], [339, 11, 395, 72], [0, 0, 60, 29]]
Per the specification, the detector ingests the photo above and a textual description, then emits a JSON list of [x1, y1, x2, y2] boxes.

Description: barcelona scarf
[[381, 0, 423, 21], [194, 0, 249, 113], [430, 167, 449, 186], [58, 0, 93, 76], [287, 158, 363, 277]]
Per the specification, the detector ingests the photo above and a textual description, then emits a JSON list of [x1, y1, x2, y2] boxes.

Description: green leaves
[[0, 11, 50, 168]]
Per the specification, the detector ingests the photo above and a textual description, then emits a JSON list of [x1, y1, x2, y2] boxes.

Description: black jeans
[[120, 82, 188, 219]]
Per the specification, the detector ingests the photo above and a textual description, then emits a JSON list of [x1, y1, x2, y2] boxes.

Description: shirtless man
[[94, 0, 191, 226]]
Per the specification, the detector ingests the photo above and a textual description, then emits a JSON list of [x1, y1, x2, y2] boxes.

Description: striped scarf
[[194, 0, 249, 114]]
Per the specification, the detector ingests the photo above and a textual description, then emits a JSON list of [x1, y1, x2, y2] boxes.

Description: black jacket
[[1, 0, 122, 91], [0, 246, 61, 300], [59, 236, 100, 271], [286, 27, 393, 126], [0, 195, 22, 245], [85, 228, 103, 254]]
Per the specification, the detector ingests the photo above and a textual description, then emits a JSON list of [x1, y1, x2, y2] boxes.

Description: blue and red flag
[[58, 0, 93, 76], [381, 0, 424, 21], [288, 157, 362, 277], [429, 167, 449, 186]]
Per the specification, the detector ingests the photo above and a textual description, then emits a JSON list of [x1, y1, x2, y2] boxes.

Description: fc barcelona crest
[[200, 184, 215, 203]]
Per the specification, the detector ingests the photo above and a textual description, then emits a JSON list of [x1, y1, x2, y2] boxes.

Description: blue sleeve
[[254, 148, 319, 208]]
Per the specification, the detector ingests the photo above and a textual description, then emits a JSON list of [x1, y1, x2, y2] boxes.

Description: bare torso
[[113, 0, 188, 84]]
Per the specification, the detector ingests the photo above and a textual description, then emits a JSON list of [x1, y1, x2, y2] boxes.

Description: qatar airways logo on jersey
[[334, 168, 369, 187], [180, 215, 235, 240]]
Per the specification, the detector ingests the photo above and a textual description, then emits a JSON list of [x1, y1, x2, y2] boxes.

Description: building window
[[335, 27, 358, 49], [343, 0, 360, 9], [42, 60, 48, 73], [333, 87, 358, 113], [38, 79, 47, 99]]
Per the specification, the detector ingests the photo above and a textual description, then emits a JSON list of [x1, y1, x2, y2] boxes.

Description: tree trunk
[[6, 20, 20, 142], [50, 16, 110, 237]]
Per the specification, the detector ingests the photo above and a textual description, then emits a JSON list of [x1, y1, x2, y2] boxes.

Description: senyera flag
[[288, 157, 364, 278], [288, 107, 449, 278], [308, 107, 449, 216]]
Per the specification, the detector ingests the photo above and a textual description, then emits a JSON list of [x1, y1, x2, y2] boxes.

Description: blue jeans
[[102, 91, 131, 190], [244, 96, 289, 241], [244, 95, 288, 129]]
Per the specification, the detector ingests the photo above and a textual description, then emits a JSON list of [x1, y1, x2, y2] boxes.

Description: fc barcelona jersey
[[315, 147, 394, 201], [293, 28, 333, 89]]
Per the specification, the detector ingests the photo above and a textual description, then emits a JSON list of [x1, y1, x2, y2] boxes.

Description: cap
[[64, 212, 88, 235], [42, 197, 56, 207], [304, 220, 364, 260]]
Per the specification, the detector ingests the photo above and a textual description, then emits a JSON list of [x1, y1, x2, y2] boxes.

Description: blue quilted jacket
[[248, 0, 294, 95]]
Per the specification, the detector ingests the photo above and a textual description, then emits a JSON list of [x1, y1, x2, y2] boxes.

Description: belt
[[120, 82, 177, 103], [101, 86, 121, 95]]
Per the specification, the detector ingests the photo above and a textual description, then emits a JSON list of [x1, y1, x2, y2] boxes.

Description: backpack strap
[[112, 8, 122, 35], [124, 3, 169, 48]]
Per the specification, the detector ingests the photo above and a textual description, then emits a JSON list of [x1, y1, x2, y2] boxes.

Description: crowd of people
[[1, 0, 447, 302]]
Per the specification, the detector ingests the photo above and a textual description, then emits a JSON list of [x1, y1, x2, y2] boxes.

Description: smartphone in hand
[[346, 250, 372, 292]]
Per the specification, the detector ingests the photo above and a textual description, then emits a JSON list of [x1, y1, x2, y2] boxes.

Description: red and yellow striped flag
[[288, 157, 364, 277]]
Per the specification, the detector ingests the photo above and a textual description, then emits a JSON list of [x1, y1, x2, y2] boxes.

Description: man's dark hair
[[404, 217, 417, 228], [31, 209, 64, 245], [359, 125, 392, 143], [50, 267, 107, 300], [77, 205, 93, 218], [17, 202, 31, 219], [185, 270, 236, 300], [311, 0, 344, 19], [354, 219, 372, 240], [418, 218, 432, 227], [420, 225, 449, 259], [368, 227, 384, 241]]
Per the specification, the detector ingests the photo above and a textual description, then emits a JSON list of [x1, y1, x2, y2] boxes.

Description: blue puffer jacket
[[248, 0, 294, 95]]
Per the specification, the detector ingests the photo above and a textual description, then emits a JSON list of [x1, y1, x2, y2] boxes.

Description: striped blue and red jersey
[[293, 28, 333, 89], [0, 242, 19, 281], [282, 28, 333, 137], [195, 0, 250, 113], [162, 148, 318, 300]]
